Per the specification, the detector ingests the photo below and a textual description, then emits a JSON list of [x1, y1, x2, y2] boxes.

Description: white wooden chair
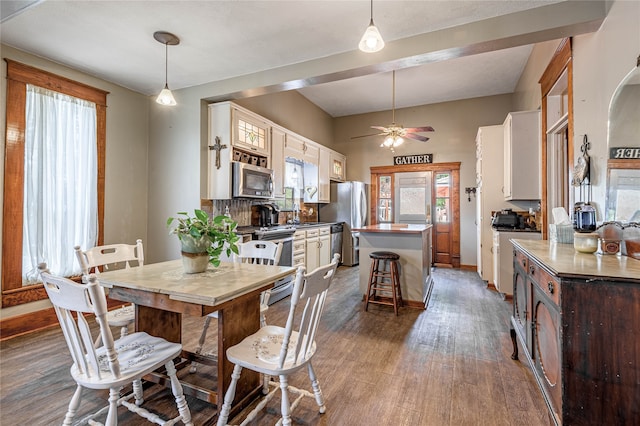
[[75, 239, 143, 341], [190, 240, 283, 376], [38, 263, 193, 426], [217, 253, 340, 426]]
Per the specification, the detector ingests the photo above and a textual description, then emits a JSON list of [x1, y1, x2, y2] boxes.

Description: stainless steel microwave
[[232, 161, 274, 199]]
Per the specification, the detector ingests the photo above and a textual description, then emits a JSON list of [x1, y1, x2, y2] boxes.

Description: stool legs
[[364, 258, 402, 315]]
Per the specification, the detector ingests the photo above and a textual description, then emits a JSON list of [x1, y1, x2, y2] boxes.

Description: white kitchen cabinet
[[293, 230, 306, 269], [476, 125, 512, 284], [305, 228, 320, 272], [231, 106, 270, 156], [319, 227, 331, 266], [503, 111, 541, 200], [206, 102, 271, 199], [284, 133, 305, 161], [284, 133, 317, 165], [492, 229, 541, 296], [271, 125, 286, 198], [304, 226, 331, 271], [318, 148, 330, 203], [329, 151, 346, 182]]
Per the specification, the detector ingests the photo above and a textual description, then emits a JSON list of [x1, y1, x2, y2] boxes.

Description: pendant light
[[154, 31, 180, 106], [358, 0, 384, 53]]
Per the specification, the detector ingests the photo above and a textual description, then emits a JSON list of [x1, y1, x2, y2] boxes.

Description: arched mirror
[[605, 55, 640, 222]]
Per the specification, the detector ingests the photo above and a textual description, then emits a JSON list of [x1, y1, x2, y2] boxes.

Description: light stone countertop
[[98, 259, 296, 306], [354, 223, 432, 234], [511, 239, 640, 282]]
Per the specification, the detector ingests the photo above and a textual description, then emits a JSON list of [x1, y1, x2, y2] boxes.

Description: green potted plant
[[167, 209, 240, 273]]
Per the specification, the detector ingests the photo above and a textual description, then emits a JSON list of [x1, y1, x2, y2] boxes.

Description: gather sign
[[609, 147, 640, 159], [393, 154, 433, 165]]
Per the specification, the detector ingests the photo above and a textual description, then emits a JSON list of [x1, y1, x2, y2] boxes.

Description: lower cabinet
[[510, 244, 640, 425], [293, 230, 306, 269], [305, 226, 331, 272], [531, 283, 562, 420]]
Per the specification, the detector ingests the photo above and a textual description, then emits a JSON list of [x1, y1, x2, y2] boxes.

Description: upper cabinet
[[503, 111, 541, 201], [318, 148, 330, 203], [271, 125, 286, 199], [329, 151, 346, 182], [205, 101, 345, 202], [284, 133, 319, 165], [231, 106, 270, 156]]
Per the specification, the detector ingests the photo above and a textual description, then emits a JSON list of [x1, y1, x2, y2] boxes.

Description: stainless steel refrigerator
[[319, 181, 368, 266]]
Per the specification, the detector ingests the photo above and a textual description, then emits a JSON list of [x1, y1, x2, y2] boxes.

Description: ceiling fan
[[351, 70, 434, 150]]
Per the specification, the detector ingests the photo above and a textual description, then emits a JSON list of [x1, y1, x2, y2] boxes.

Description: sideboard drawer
[[528, 261, 560, 306], [514, 250, 528, 271]]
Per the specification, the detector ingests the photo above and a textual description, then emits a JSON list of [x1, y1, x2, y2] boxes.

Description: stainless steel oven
[[253, 227, 295, 304]]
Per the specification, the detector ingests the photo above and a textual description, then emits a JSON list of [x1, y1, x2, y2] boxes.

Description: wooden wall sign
[[393, 154, 433, 165], [610, 147, 640, 159]]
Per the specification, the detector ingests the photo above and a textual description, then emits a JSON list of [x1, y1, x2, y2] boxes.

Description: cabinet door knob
[[529, 265, 535, 275], [547, 281, 555, 294]]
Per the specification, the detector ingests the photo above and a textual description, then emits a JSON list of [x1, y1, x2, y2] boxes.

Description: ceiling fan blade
[[350, 132, 387, 140], [370, 125, 390, 132], [404, 126, 435, 133], [405, 133, 430, 142]]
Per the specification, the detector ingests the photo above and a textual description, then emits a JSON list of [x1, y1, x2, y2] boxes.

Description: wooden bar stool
[[364, 251, 403, 315]]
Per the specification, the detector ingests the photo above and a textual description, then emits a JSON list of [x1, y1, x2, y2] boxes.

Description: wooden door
[[434, 172, 452, 265], [370, 162, 460, 268]]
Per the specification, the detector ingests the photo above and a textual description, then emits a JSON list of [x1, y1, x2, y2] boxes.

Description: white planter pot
[[181, 251, 209, 274]]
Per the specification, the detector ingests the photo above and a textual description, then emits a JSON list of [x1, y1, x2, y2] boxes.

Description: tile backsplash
[[201, 199, 319, 227]]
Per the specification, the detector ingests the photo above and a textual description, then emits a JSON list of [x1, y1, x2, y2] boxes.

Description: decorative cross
[[210, 136, 227, 170]]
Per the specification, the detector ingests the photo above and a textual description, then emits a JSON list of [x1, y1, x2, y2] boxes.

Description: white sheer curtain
[[22, 84, 98, 283]]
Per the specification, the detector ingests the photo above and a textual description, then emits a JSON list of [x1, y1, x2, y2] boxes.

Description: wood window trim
[[539, 38, 573, 240], [2, 59, 108, 308], [370, 162, 461, 268]]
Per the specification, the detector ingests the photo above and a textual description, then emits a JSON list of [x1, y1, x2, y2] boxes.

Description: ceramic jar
[[574, 232, 599, 253]]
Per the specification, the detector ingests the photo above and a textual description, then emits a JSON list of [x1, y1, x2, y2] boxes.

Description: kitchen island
[[354, 224, 433, 309]]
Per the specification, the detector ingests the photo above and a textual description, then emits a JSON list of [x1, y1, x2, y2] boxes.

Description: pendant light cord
[[164, 42, 169, 88], [391, 70, 396, 124]]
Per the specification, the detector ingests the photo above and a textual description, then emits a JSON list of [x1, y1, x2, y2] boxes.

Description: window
[[22, 84, 98, 283], [2, 60, 107, 307], [378, 175, 392, 222], [435, 173, 451, 223]]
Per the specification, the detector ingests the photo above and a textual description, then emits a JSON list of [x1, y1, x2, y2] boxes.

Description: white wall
[[0, 45, 149, 318], [572, 0, 640, 222]]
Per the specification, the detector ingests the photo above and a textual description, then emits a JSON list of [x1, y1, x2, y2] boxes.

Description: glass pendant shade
[[154, 31, 180, 107], [359, 19, 385, 53], [156, 84, 176, 106]]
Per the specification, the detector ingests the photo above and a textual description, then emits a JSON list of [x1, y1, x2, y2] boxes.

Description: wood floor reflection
[[0, 266, 550, 425]]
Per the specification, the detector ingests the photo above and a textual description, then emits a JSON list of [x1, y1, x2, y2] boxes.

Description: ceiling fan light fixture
[[154, 31, 180, 106], [359, 0, 384, 53]]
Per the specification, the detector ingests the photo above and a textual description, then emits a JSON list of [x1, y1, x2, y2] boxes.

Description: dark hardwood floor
[[0, 266, 550, 425]]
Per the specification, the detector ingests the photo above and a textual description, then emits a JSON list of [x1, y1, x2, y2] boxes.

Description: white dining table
[[98, 259, 295, 412]]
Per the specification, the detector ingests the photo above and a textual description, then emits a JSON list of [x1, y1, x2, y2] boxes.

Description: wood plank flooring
[[0, 266, 550, 425]]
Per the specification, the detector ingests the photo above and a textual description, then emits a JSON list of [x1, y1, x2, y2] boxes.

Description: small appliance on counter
[[491, 209, 520, 229], [252, 203, 280, 227], [573, 202, 596, 233]]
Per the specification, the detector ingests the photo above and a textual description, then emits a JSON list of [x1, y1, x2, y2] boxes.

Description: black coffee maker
[[574, 202, 596, 232], [257, 204, 280, 227]]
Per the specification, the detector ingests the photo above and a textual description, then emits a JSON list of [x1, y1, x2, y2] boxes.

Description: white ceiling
[[1, 0, 606, 117]]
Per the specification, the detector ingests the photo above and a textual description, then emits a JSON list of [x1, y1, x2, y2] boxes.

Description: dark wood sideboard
[[509, 239, 640, 425]]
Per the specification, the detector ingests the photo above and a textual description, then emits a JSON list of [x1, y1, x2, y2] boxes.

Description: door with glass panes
[[370, 163, 460, 268]]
